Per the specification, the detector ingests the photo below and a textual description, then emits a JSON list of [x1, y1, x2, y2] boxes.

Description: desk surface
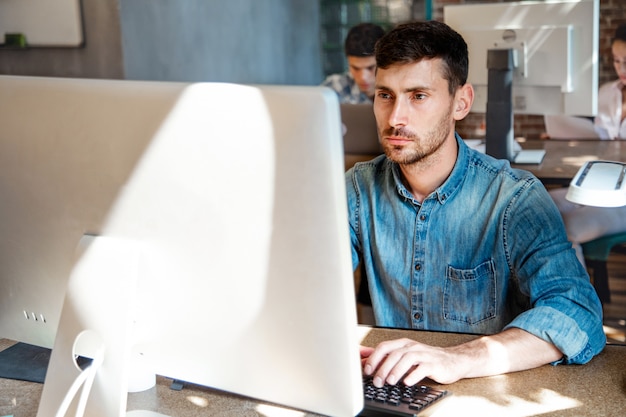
[[345, 139, 626, 186], [512, 139, 626, 185], [2, 328, 625, 417]]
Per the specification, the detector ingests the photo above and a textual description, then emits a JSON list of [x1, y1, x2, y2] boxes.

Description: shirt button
[[420, 214, 426, 221], [414, 312, 421, 320], [415, 263, 421, 271]]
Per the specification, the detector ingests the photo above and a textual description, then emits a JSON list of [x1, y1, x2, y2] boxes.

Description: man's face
[[373, 58, 458, 165], [347, 55, 377, 98]]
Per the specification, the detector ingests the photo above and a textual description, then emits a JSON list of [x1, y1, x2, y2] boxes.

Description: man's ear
[[453, 83, 474, 121]]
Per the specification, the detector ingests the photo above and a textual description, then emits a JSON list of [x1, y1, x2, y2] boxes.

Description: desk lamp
[[566, 161, 626, 207]]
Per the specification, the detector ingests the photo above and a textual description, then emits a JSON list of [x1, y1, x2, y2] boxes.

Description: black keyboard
[[359, 376, 450, 417]]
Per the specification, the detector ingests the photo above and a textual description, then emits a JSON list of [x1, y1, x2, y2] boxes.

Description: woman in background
[[550, 23, 626, 265], [595, 23, 626, 139]]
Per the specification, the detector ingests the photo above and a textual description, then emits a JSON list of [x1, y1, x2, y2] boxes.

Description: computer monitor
[[444, 0, 599, 161], [0, 76, 363, 417], [0, 75, 181, 350]]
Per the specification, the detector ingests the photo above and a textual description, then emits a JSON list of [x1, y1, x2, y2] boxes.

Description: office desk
[[512, 139, 626, 186], [2, 328, 625, 417], [345, 140, 626, 187]]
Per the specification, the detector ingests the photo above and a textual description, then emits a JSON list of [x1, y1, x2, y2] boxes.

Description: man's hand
[[361, 328, 563, 387], [361, 338, 471, 386]]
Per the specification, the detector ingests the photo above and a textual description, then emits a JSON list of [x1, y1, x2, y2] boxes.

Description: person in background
[[321, 23, 385, 104], [595, 23, 626, 140], [550, 23, 626, 265], [347, 20, 605, 388]]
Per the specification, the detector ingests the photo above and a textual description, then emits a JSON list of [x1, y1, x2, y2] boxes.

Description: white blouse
[[595, 80, 626, 139]]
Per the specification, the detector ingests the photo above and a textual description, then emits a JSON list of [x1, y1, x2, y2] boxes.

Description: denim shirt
[[346, 134, 606, 364]]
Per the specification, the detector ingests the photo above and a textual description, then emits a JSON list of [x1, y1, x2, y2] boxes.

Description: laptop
[[544, 115, 602, 139], [341, 103, 383, 154]]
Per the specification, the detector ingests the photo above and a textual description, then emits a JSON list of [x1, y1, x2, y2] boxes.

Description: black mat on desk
[[0, 342, 51, 383]]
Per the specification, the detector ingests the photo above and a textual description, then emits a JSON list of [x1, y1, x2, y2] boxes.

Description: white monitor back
[[0, 75, 363, 417], [444, 0, 599, 117], [0, 76, 184, 348], [103, 82, 363, 417]]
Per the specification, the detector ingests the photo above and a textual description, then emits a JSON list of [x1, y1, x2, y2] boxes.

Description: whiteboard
[[0, 0, 83, 47]]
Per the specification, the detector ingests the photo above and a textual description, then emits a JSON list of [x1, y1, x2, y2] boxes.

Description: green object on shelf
[[4, 33, 27, 48]]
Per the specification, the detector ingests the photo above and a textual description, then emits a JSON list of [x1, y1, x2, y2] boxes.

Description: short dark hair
[[344, 23, 385, 57], [613, 23, 626, 44], [375, 20, 468, 95]]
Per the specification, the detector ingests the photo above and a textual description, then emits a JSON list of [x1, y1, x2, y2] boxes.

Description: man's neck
[[398, 138, 458, 203]]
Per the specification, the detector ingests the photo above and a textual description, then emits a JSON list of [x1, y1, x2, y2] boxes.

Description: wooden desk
[[2, 328, 625, 417], [360, 328, 626, 417], [512, 139, 626, 186], [346, 140, 626, 187]]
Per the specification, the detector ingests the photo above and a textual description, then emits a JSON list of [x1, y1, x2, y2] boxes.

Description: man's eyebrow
[[375, 84, 433, 93]]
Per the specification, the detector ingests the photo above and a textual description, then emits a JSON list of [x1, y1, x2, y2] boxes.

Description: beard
[[381, 106, 454, 166]]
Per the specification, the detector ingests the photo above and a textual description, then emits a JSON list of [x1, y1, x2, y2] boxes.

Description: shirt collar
[[435, 133, 468, 205]]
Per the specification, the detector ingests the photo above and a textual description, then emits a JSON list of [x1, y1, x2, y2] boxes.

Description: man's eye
[[413, 93, 426, 100]]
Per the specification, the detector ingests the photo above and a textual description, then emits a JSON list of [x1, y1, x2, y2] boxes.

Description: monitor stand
[[36, 235, 160, 417], [35, 234, 176, 417], [485, 48, 545, 166]]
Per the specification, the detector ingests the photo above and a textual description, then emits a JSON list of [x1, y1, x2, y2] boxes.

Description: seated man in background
[[321, 22, 385, 104], [347, 20, 605, 388], [550, 23, 626, 266]]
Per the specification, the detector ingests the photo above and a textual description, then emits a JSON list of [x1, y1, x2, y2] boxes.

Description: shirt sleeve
[[502, 179, 606, 364]]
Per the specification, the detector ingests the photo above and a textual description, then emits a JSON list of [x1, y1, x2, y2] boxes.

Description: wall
[[119, 0, 321, 84], [0, 0, 322, 85], [3, 0, 622, 132], [598, 0, 626, 84]]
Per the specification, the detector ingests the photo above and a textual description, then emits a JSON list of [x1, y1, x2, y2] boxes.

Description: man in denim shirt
[[350, 21, 606, 388]]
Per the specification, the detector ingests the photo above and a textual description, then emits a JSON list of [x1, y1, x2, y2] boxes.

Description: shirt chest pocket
[[443, 260, 496, 325]]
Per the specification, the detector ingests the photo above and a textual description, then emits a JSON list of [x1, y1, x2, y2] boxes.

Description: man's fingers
[[360, 345, 375, 358], [402, 364, 429, 386]]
